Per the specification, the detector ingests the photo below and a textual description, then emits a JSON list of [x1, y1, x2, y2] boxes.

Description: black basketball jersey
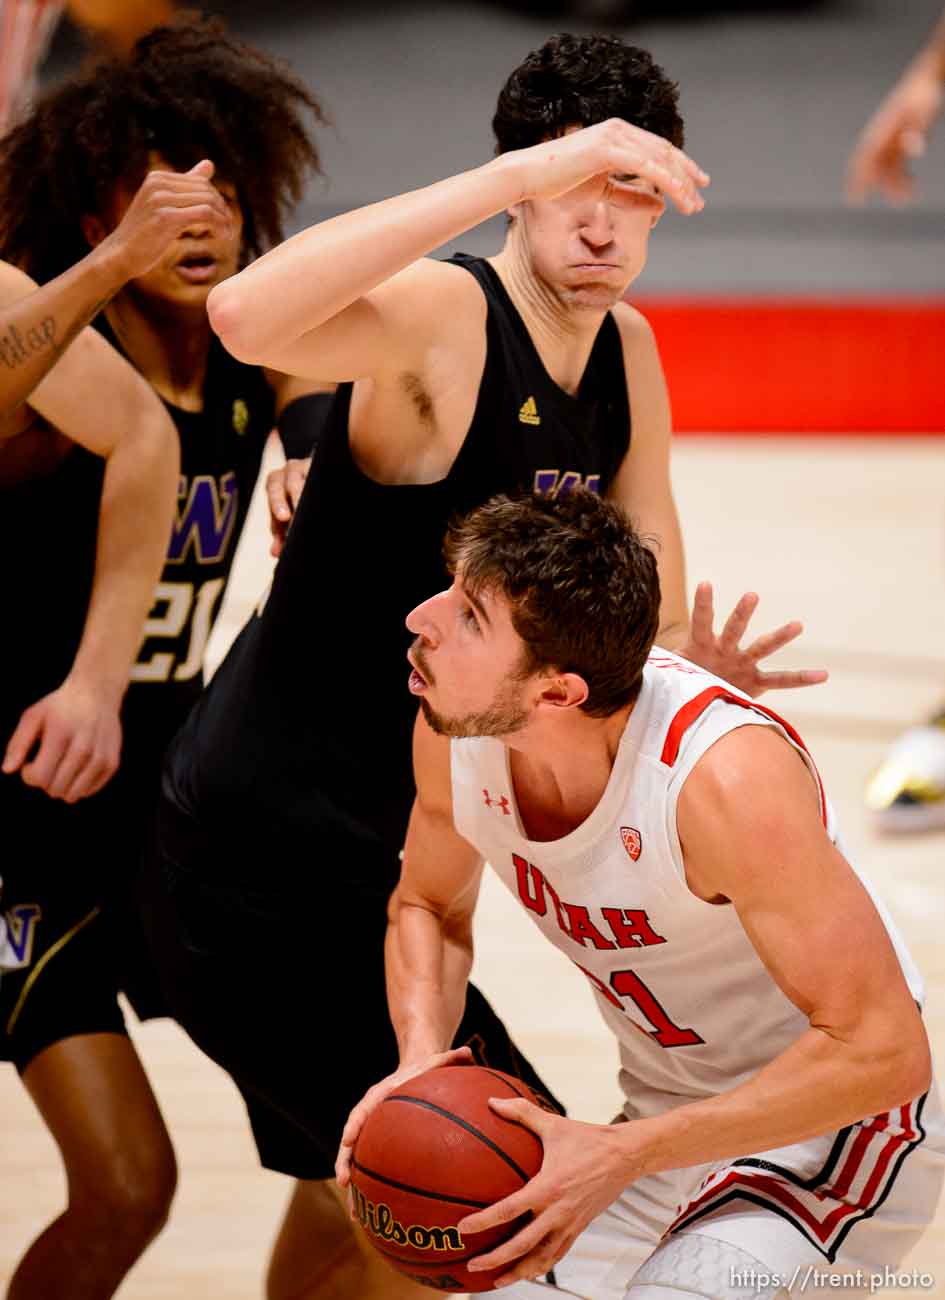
[[95, 317, 276, 757], [0, 442, 104, 739], [166, 253, 631, 859]]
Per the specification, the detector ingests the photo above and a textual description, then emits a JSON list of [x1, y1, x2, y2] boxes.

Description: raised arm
[[0, 161, 230, 418], [2, 324, 179, 802], [335, 713, 484, 1183], [207, 120, 708, 383], [609, 303, 688, 649]]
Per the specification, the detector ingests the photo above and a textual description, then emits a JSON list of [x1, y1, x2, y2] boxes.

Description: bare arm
[[846, 6, 945, 204], [335, 713, 484, 1182], [0, 258, 130, 420], [386, 719, 485, 1063], [459, 727, 930, 1285], [609, 306, 826, 695], [208, 120, 707, 382], [609, 304, 688, 649], [0, 163, 230, 799], [2, 329, 179, 801], [639, 728, 929, 1161]]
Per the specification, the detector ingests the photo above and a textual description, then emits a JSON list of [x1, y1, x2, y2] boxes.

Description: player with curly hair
[[0, 17, 331, 1297]]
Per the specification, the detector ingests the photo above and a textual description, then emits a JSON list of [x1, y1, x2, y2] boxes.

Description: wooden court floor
[[2, 436, 944, 1297]]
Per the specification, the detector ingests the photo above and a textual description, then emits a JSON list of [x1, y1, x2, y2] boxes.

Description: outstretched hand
[[679, 583, 828, 698], [457, 1098, 634, 1288]]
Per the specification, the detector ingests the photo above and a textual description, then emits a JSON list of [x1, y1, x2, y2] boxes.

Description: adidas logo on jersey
[[518, 396, 540, 426]]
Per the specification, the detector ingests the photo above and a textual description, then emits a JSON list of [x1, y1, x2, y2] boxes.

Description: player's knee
[[70, 1138, 177, 1247], [627, 1233, 789, 1300], [267, 1226, 363, 1300]]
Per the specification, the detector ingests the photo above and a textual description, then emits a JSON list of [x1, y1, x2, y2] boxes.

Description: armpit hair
[[400, 371, 435, 426]]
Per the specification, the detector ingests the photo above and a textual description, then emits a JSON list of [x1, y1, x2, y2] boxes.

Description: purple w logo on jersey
[[167, 472, 239, 566], [533, 470, 602, 498]]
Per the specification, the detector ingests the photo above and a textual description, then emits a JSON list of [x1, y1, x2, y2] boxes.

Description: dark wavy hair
[[0, 14, 328, 283], [493, 33, 684, 155], [444, 489, 661, 718]]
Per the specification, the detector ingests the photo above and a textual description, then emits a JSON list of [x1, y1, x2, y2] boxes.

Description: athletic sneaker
[[865, 707, 945, 832]]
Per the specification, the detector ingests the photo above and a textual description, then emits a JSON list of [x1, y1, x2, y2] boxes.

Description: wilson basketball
[[350, 1064, 547, 1292]]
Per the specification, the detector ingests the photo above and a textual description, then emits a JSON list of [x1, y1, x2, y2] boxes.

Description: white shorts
[[507, 1085, 945, 1299]]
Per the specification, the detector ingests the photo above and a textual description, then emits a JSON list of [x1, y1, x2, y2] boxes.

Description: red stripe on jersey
[[659, 685, 827, 825]]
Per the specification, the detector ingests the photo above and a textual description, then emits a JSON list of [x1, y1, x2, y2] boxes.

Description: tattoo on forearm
[[0, 297, 110, 371], [0, 317, 57, 369]]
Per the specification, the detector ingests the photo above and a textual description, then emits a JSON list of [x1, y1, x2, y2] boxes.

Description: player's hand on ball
[[335, 1045, 474, 1188], [266, 456, 311, 557], [2, 676, 123, 802], [679, 582, 828, 698], [458, 1099, 633, 1287]]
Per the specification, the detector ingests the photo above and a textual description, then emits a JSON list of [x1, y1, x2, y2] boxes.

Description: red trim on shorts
[[670, 1099, 921, 1249]]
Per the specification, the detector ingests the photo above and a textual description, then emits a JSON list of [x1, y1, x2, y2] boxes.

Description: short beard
[[419, 690, 529, 740]]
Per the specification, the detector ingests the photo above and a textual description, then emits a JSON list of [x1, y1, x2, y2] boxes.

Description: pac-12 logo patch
[[620, 826, 642, 861]]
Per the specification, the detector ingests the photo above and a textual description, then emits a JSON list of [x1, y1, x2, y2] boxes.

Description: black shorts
[[0, 748, 173, 1072], [0, 776, 128, 1072], [141, 795, 564, 1181]]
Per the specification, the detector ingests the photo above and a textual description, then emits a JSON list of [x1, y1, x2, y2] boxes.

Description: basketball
[[350, 1064, 547, 1292]]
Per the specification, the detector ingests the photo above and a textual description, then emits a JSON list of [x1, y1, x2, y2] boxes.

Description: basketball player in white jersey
[[338, 489, 945, 1299]]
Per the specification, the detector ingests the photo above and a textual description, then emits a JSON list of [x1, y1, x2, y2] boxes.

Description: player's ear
[[536, 671, 589, 713], [80, 213, 108, 249]]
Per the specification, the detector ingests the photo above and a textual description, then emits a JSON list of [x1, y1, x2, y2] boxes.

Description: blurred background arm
[[846, 4, 945, 204]]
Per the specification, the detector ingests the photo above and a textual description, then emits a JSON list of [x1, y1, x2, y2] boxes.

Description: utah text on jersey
[[512, 852, 704, 1050]]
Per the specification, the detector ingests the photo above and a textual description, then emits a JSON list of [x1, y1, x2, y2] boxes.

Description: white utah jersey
[[451, 650, 923, 1118]]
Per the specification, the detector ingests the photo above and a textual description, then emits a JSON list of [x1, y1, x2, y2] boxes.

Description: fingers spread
[[754, 668, 829, 694], [744, 620, 803, 662], [719, 591, 758, 653], [688, 581, 716, 643]]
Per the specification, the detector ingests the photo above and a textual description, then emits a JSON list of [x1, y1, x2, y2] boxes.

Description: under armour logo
[[483, 789, 511, 815]]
